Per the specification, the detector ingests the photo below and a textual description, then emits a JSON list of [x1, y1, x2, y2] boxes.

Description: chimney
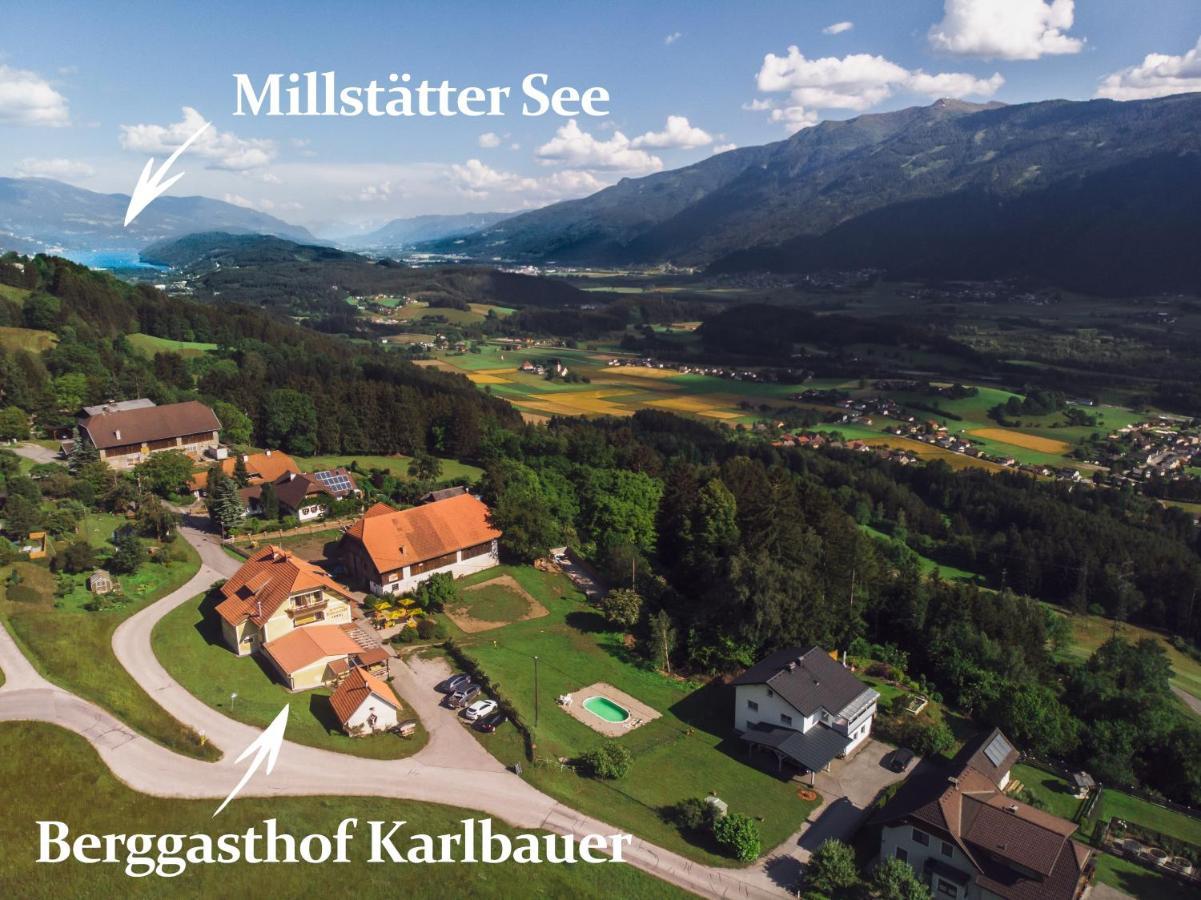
[[265, 449, 272, 457], [242, 454, 249, 462], [114, 429, 122, 441]]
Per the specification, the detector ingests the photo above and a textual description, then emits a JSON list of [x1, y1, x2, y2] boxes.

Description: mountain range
[[0, 177, 315, 255], [346, 211, 513, 250], [431, 93, 1201, 294]]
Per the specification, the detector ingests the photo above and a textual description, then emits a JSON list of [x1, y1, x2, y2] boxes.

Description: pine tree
[[206, 471, 245, 536], [233, 454, 250, 487], [260, 480, 280, 520], [68, 426, 99, 473]]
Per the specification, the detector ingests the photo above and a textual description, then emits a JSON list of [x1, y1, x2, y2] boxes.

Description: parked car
[[889, 747, 915, 773], [476, 711, 507, 733], [447, 684, 480, 708], [440, 673, 472, 694], [463, 699, 498, 721]]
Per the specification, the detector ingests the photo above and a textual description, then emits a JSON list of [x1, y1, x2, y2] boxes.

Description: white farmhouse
[[330, 668, 402, 736]]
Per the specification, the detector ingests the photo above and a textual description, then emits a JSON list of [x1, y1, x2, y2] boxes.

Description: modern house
[[261, 623, 372, 691], [330, 668, 402, 736], [188, 449, 301, 494], [77, 399, 222, 469], [873, 729, 1092, 900], [340, 494, 501, 596], [732, 645, 878, 776], [214, 545, 357, 656], [240, 468, 360, 522]]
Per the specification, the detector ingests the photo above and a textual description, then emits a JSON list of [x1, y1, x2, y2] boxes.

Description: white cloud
[[0, 63, 70, 126], [665, 32, 683, 45], [119, 106, 277, 171], [754, 45, 1003, 131], [357, 181, 396, 202], [928, 0, 1082, 60], [222, 193, 255, 208], [477, 131, 502, 148], [742, 98, 775, 112], [1096, 37, 1201, 101], [535, 119, 663, 172], [712, 143, 738, 154], [631, 115, 713, 149], [823, 21, 854, 36], [449, 159, 604, 202], [15, 158, 95, 180]]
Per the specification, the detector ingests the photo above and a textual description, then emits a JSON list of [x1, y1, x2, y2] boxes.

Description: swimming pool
[[582, 695, 630, 723]]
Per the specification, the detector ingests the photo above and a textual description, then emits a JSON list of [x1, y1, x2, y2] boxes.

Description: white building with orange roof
[[214, 545, 357, 656], [261, 624, 368, 691], [188, 449, 301, 494], [339, 493, 501, 596], [329, 668, 403, 735]]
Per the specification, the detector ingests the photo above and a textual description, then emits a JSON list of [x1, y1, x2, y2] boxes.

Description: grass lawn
[[1096, 788, 1201, 846], [0, 722, 683, 898], [297, 453, 483, 484], [152, 590, 428, 760], [127, 332, 218, 358], [0, 535, 214, 760], [0, 324, 57, 352], [449, 565, 824, 866], [1092, 851, 1199, 900], [0, 283, 31, 303], [859, 525, 981, 583], [1011, 763, 1084, 820], [456, 579, 533, 622]]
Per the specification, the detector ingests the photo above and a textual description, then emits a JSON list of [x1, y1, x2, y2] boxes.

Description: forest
[[1, 250, 1199, 807]]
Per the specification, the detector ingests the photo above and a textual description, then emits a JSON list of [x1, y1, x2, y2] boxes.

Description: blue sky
[[2, 0, 1200, 234]]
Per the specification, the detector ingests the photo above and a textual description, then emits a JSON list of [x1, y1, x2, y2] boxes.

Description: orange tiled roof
[[329, 667, 401, 726], [343, 494, 500, 574], [189, 450, 300, 491], [262, 624, 363, 676], [214, 545, 354, 627]]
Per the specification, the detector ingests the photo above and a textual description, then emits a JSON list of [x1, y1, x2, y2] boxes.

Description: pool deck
[[559, 681, 661, 737]]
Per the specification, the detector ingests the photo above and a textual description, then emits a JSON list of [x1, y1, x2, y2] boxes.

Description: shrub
[[666, 797, 718, 833], [581, 741, 632, 779], [416, 617, 444, 640], [60, 540, 97, 575], [806, 838, 860, 895], [6, 584, 44, 604], [414, 572, 459, 612], [712, 812, 760, 862]]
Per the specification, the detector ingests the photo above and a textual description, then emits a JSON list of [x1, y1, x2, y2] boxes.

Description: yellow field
[[0, 326, 57, 352], [520, 390, 634, 417], [969, 428, 1071, 454], [646, 395, 742, 420], [411, 359, 457, 372], [605, 366, 686, 381]]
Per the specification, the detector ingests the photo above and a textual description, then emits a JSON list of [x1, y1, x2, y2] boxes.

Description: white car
[[463, 699, 498, 721]]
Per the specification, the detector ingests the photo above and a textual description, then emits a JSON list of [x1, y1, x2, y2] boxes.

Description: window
[[746, 700, 759, 712], [936, 880, 958, 898], [894, 847, 908, 863], [912, 828, 929, 846], [780, 713, 793, 726], [940, 841, 954, 858]]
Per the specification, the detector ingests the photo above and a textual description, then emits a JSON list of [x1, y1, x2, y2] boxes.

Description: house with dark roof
[[214, 545, 358, 656], [77, 399, 222, 469], [732, 646, 878, 775], [873, 728, 1092, 900], [340, 494, 501, 596], [240, 468, 359, 523]]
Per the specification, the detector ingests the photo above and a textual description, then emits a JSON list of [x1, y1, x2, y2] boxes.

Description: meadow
[[127, 332, 219, 358]]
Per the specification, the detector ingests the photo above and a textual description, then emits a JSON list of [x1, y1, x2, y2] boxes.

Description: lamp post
[[230, 691, 238, 712], [533, 655, 540, 728]]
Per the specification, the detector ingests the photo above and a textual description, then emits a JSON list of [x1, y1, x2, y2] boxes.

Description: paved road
[[0, 521, 789, 898], [1171, 684, 1201, 717], [10, 441, 59, 465]]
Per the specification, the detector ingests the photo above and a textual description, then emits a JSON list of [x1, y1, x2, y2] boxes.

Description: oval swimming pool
[[582, 695, 630, 723]]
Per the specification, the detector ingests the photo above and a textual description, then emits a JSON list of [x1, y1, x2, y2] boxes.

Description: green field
[[0, 523, 213, 760], [1010, 763, 1085, 820], [1092, 852, 1199, 900], [153, 590, 427, 760], [297, 453, 482, 483], [0, 324, 57, 351], [127, 332, 219, 358], [860, 525, 981, 583], [0, 283, 31, 303], [454, 576, 534, 623], [0, 722, 682, 898], [448, 565, 823, 866], [1095, 788, 1201, 846]]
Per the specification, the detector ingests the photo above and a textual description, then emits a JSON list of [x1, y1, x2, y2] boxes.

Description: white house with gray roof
[[732, 645, 878, 774]]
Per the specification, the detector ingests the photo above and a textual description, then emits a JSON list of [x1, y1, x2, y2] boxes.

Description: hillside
[[432, 94, 1201, 293], [348, 211, 514, 250], [0, 178, 315, 255], [142, 232, 590, 315]]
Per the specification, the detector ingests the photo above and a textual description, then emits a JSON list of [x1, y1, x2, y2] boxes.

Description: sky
[[2, 0, 1200, 236]]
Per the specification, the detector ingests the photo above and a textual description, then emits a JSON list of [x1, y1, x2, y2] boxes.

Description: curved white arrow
[[214, 703, 289, 817], [124, 118, 212, 227]]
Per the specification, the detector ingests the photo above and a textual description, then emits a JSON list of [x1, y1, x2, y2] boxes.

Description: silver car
[[447, 683, 480, 708]]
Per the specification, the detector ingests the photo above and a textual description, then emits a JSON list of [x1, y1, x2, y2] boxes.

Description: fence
[[443, 638, 536, 761], [222, 516, 358, 547]]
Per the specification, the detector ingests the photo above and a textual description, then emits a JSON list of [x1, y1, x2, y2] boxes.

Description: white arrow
[[214, 704, 289, 817], [124, 118, 212, 227]]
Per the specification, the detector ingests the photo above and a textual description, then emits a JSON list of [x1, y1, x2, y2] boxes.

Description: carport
[[740, 722, 850, 784]]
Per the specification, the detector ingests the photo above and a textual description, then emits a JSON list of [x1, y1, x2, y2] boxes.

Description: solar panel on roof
[[984, 732, 1013, 767], [313, 470, 353, 494]]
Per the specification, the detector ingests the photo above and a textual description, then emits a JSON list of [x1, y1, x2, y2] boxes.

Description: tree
[[581, 741, 632, 779], [260, 480, 280, 520], [108, 528, 147, 574], [2, 494, 41, 539], [233, 454, 251, 487], [206, 470, 245, 536], [68, 431, 100, 474], [61, 540, 98, 575], [212, 401, 254, 447], [599, 587, 642, 631], [134, 450, 194, 498], [136, 496, 179, 542], [712, 813, 760, 862], [870, 857, 931, 900], [413, 571, 459, 612], [806, 839, 860, 897], [0, 405, 29, 441], [407, 451, 443, 483], [263, 388, 318, 455], [648, 608, 677, 673]]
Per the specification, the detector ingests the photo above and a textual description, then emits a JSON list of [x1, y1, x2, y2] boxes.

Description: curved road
[[0, 518, 788, 899]]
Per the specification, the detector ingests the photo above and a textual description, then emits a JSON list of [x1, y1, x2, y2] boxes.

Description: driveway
[[749, 739, 913, 893], [10, 441, 59, 465]]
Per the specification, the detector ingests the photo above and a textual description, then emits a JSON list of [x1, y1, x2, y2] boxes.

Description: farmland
[[0, 325, 57, 352], [126, 332, 218, 358]]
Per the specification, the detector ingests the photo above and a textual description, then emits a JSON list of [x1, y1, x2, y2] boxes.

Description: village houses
[[75, 399, 222, 469]]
